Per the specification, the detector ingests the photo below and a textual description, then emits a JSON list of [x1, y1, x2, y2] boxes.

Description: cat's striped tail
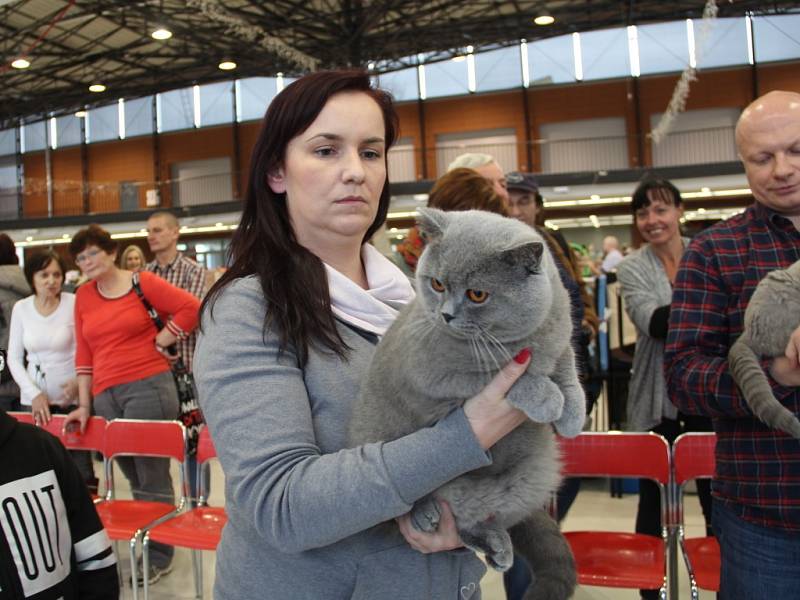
[[729, 335, 800, 438]]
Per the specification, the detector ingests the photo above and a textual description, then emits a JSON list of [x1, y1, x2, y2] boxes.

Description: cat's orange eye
[[466, 289, 489, 303], [430, 278, 445, 292]]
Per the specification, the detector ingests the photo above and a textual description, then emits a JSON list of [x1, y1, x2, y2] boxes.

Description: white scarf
[[325, 244, 415, 337]]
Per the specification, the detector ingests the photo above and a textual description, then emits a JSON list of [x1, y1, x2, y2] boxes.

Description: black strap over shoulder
[[131, 272, 188, 373]]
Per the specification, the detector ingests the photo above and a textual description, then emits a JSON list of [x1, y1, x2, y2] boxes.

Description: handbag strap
[[131, 272, 188, 373]]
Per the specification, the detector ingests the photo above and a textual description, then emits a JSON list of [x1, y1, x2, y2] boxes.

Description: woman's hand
[[397, 500, 463, 554], [60, 378, 79, 406], [31, 393, 51, 425], [64, 404, 91, 434], [463, 349, 531, 450], [155, 328, 179, 362]]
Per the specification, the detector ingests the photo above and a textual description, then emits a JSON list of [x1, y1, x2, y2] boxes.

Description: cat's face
[[415, 209, 554, 344]]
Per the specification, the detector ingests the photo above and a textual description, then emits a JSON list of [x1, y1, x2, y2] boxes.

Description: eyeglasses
[[75, 248, 103, 264]]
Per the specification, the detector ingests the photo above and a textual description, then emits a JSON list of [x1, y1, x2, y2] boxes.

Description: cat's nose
[[442, 312, 455, 323]]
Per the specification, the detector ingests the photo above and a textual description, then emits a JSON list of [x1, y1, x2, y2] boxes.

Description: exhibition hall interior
[[1, 1, 799, 598]]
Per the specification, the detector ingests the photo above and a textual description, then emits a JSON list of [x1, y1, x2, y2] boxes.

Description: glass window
[[0, 158, 18, 219], [238, 77, 277, 122], [638, 21, 690, 74], [697, 17, 749, 69], [0, 128, 16, 156], [423, 57, 470, 98], [125, 96, 154, 138], [753, 14, 800, 63], [528, 34, 575, 85], [87, 103, 118, 143], [581, 27, 630, 81], [376, 66, 419, 102], [199, 81, 234, 127], [474, 45, 522, 92], [56, 114, 82, 148], [23, 119, 47, 152], [158, 87, 194, 132]]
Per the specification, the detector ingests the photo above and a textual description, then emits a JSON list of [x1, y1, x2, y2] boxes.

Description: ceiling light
[[74, 110, 87, 118], [533, 13, 555, 26], [11, 57, 31, 69], [151, 28, 172, 40], [218, 60, 237, 71], [89, 84, 106, 93]]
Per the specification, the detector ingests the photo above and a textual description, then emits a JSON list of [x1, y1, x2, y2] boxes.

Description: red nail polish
[[514, 348, 531, 364]]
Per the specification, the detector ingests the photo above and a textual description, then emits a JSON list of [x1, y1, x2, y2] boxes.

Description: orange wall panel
[[22, 154, 47, 218], [759, 63, 800, 94], [86, 137, 154, 213], [51, 147, 83, 216]]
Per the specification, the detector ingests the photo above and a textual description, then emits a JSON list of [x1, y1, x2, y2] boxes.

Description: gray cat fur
[[729, 259, 800, 438], [348, 208, 583, 600]]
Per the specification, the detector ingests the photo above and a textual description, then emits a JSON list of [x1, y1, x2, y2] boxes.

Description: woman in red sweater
[[64, 224, 200, 585]]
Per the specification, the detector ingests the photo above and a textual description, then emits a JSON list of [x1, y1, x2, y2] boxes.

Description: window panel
[[474, 45, 522, 92], [753, 14, 800, 63], [377, 67, 419, 102], [238, 77, 277, 122], [528, 34, 575, 85], [697, 17, 749, 69], [125, 96, 154, 138], [23, 119, 47, 152], [199, 81, 234, 127], [159, 87, 194, 132], [580, 27, 630, 81], [423, 57, 470, 98], [0, 128, 16, 156], [638, 21, 690, 74], [87, 103, 118, 143], [56, 114, 82, 148]]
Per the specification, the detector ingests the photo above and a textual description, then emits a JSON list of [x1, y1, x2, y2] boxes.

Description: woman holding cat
[[616, 178, 713, 600], [194, 70, 533, 600]]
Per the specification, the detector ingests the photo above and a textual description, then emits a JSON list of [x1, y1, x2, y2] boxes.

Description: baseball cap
[[505, 171, 539, 194]]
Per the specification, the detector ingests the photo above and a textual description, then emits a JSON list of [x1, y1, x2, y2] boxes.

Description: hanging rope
[[650, 0, 720, 144]]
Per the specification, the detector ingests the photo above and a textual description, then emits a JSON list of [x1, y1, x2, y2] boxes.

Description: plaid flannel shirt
[[146, 253, 206, 371], [665, 202, 800, 531]]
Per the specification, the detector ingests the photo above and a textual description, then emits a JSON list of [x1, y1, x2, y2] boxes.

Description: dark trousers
[[638, 414, 713, 599]]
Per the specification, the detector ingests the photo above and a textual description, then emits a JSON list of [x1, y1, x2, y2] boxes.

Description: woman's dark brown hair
[[24, 250, 67, 289], [0, 233, 19, 265], [202, 70, 399, 366], [68, 224, 118, 257], [427, 168, 508, 216]]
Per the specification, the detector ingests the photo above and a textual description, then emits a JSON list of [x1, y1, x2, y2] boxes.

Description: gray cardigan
[[0, 265, 31, 398], [616, 243, 685, 431], [194, 276, 491, 600]]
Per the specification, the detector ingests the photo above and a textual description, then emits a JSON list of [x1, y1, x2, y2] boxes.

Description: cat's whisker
[[479, 327, 512, 362], [477, 334, 502, 373]]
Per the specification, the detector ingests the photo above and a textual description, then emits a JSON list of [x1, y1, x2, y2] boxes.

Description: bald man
[[665, 91, 800, 598]]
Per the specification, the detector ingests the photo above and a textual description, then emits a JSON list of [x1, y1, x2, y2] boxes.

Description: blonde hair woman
[[119, 244, 146, 272]]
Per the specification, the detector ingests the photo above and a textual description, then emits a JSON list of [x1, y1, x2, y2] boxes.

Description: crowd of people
[[0, 70, 798, 600]]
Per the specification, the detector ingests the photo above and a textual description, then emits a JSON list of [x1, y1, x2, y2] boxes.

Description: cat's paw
[[554, 385, 586, 438], [410, 496, 441, 533], [461, 527, 514, 572], [507, 375, 564, 424]]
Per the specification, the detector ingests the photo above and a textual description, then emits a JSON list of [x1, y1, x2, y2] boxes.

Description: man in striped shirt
[[665, 91, 800, 598], [146, 211, 208, 506]]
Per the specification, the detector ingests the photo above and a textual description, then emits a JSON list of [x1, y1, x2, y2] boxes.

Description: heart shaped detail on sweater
[[460, 582, 477, 599]]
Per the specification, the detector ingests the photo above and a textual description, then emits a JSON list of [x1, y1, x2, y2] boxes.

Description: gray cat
[[349, 208, 585, 600], [729, 259, 800, 438]]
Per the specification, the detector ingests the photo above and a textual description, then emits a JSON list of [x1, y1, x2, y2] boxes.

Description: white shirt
[[7, 293, 77, 406]]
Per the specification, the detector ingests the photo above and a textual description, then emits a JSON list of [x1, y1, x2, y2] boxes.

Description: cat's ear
[[502, 242, 544, 274], [416, 208, 448, 244]]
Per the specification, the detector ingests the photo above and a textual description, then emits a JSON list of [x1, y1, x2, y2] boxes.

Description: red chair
[[673, 432, 720, 598], [96, 419, 187, 600], [42, 415, 107, 501], [142, 426, 225, 599], [7, 411, 35, 424], [559, 431, 672, 597]]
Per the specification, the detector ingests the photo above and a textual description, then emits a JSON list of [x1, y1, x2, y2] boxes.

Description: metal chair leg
[[142, 533, 151, 600], [129, 534, 140, 600], [191, 549, 203, 598]]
